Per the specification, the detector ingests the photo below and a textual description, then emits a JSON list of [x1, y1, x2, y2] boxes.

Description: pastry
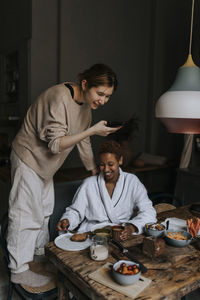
[[70, 232, 87, 242]]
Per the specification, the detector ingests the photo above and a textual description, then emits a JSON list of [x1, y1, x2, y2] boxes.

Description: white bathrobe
[[61, 168, 157, 234]]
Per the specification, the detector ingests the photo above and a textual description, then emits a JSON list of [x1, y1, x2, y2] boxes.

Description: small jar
[[90, 235, 109, 261]]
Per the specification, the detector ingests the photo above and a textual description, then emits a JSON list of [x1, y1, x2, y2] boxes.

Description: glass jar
[[90, 235, 109, 261]]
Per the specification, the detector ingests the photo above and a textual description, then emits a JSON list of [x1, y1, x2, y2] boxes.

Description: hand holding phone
[[106, 121, 125, 127]]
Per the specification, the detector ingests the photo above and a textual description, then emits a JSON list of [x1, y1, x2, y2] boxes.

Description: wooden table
[[45, 205, 200, 300]]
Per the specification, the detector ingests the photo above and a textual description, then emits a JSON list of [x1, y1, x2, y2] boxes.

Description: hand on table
[[56, 219, 70, 232], [120, 224, 137, 241]]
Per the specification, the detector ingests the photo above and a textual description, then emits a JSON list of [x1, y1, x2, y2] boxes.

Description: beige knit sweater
[[12, 83, 96, 180]]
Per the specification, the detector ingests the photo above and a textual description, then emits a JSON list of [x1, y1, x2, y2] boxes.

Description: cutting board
[[88, 262, 151, 299], [111, 243, 199, 270]]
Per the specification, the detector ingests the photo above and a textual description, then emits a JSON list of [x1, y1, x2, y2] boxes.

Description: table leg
[[58, 273, 70, 300]]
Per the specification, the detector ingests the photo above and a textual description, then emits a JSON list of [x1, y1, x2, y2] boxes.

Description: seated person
[[57, 140, 157, 240]]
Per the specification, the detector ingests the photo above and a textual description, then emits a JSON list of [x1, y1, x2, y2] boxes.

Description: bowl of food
[[164, 229, 192, 247], [112, 260, 141, 286], [93, 227, 112, 241], [145, 222, 165, 237]]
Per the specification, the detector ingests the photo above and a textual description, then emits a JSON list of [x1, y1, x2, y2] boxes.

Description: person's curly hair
[[98, 140, 122, 160]]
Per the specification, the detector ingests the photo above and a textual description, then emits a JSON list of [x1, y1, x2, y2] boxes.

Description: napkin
[[88, 262, 151, 299]]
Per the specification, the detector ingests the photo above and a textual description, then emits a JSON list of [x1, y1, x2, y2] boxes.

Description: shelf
[[1, 50, 19, 104]]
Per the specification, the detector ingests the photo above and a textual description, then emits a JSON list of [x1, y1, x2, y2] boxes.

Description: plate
[[54, 233, 92, 251]]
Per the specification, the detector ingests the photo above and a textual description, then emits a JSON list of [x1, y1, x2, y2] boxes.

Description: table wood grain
[[45, 204, 200, 300]]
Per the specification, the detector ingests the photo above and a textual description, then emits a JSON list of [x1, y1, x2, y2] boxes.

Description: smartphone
[[106, 121, 126, 127]]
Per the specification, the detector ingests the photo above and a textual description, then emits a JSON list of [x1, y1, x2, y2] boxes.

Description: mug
[[112, 225, 124, 241]]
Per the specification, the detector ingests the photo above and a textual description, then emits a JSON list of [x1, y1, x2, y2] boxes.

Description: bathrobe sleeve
[[127, 176, 157, 234], [60, 179, 92, 231]]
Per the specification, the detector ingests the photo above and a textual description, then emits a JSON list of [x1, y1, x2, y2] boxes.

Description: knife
[[111, 238, 148, 273]]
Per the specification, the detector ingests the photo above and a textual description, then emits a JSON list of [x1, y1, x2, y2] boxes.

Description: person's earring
[[119, 156, 123, 165], [81, 79, 87, 91]]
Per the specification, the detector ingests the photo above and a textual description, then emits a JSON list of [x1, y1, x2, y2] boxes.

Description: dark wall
[[0, 0, 31, 51], [59, 0, 154, 165], [1, 0, 199, 168]]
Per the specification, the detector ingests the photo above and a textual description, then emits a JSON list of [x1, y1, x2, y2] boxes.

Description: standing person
[[7, 63, 119, 287]]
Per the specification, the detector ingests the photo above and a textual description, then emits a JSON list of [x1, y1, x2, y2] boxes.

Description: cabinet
[[3, 51, 19, 104], [0, 44, 29, 145], [0, 50, 20, 119]]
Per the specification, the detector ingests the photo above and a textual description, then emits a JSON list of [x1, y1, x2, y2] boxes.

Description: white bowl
[[164, 229, 192, 247], [145, 222, 166, 238], [112, 260, 141, 286]]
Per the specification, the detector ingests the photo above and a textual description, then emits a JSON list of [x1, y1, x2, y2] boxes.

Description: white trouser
[[7, 150, 55, 273]]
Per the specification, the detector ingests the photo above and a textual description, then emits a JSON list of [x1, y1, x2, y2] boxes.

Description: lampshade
[[155, 0, 200, 134], [155, 55, 200, 133]]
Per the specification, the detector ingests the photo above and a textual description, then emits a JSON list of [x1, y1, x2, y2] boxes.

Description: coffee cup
[[112, 225, 124, 241]]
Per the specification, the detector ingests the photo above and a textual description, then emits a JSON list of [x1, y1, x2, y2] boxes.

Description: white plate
[[54, 233, 92, 251]]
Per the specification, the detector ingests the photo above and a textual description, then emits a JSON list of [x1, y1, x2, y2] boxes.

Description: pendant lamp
[[155, 0, 200, 134]]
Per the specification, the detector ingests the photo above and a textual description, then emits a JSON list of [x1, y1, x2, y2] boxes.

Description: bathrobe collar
[[97, 168, 125, 223]]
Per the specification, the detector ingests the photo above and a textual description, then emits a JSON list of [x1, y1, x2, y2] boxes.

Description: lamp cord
[[189, 0, 195, 55]]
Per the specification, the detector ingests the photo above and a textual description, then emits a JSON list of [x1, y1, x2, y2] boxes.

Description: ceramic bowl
[[112, 260, 141, 286], [164, 229, 192, 247], [93, 227, 112, 241], [145, 222, 166, 238]]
